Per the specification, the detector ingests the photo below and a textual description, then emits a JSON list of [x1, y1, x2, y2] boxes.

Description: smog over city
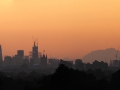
[[0, 0, 120, 89]]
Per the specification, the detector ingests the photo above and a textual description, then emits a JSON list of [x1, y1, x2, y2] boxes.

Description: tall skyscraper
[[0, 45, 3, 66], [32, 41, 38, 64]]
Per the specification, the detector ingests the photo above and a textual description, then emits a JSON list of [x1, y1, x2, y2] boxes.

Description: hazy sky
[[0, 0, 120, 59]]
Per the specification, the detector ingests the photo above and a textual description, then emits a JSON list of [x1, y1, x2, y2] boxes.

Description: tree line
[[0, 64, 120, 90]]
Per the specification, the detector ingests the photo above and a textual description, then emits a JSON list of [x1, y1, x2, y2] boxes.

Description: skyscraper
[[40, 54, 47, 67], [0, 45, 3, 66], [32, 41, 38, 64], [17, 50, 24, 65]]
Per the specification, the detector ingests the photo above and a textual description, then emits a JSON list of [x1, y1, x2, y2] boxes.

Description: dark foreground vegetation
[[0, 64, 120, 90]]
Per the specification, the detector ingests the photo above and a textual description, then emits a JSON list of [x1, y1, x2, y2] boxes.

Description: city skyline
[[1, 1, 120, 89], [0, 0, 120, 59], [0, 43, 120, 62]]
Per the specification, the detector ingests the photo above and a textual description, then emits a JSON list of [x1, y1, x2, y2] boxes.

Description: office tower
[[0, 45, 3, 66], [32, 41, 38, 64], [17, 50, 24, 60], [40, 54, 47, 67]]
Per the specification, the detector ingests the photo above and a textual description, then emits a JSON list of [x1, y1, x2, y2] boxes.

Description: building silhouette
[[60, 59, 73, 68], [32, 41, 39, 64], [110, 60, 120, 67], [75, 59, 84, 71], [16, 50, 24, 65], [48, 58, 59, 68], [23, 56, 29, 65], [40, 54, 47, 67], [86, 63, 92, 70], [11, 55, 16, 66], [0, 45, 3, 66], [17, 50, 24, 60], [4, 56, 12, 67], [30, 58, 34, 66], [85, 60, 108, 71]]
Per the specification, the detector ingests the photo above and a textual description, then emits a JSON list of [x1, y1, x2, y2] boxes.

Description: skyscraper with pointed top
[[0, 45, 3, 66]]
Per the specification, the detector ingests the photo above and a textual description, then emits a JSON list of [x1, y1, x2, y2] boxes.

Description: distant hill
[[82, 48, 120, 64]]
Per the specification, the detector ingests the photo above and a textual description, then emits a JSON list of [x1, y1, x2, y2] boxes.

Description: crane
[[32, 36, 38, 46]]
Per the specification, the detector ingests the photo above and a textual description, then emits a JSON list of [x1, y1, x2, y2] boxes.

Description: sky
[[0, 0, 120, 59]]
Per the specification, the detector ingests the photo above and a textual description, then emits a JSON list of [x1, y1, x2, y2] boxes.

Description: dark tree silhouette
[[0, 64, 120, 90]]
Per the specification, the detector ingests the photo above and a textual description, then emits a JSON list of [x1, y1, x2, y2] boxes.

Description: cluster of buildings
[[0, 41, 59, 69], [60, 59, 108, 71], [0, 40, 120, 72], [60, 59, 120, 71]]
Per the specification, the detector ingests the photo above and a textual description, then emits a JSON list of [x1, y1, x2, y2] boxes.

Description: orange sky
[[0, 0, 120, 59]]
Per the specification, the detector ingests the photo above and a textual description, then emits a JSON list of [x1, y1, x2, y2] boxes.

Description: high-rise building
[[16, 50, 24, 66], [40, 54, 47, 67], [4, 56, 12, 66], [32, 41, 38, 64], [0, 45, 3, 66], [17, 50, 24, 59]]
